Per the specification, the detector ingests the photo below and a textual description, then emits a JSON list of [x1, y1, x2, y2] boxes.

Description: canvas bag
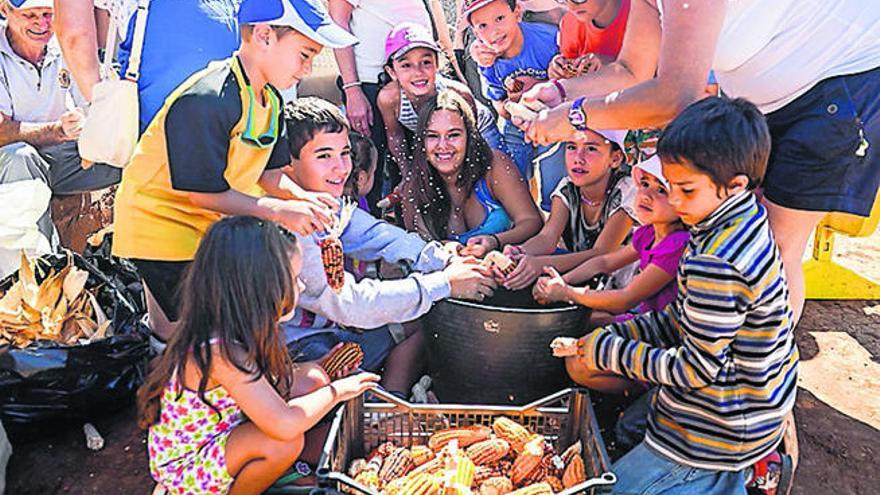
[[78, 0, 150, 168]]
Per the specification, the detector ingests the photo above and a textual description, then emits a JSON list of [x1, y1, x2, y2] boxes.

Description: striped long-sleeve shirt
[[577, 191, 798, 471]]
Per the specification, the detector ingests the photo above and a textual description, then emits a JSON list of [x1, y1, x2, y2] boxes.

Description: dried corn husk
[[0, 252, 113, 347]]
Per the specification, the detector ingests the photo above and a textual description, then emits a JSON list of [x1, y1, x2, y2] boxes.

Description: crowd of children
[[96, 0, 811, 494]]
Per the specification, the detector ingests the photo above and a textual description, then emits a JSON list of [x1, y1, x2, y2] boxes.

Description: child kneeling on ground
[[139, 216, 379, 495], [552, 97, 798, 494], [534, 154, 688, 338], [281, 97, 495, 397]]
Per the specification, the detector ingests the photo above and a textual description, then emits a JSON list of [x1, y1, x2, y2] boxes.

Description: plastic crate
[[297, 388, 616, 495]]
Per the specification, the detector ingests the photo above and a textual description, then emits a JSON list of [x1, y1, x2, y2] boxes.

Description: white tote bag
[[78, 0, 150, 168]]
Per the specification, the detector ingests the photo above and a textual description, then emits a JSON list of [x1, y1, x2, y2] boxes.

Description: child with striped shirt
[[552, 97, 798, 494]]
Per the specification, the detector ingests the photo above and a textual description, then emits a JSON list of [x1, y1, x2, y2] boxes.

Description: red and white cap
[[461, 0, 501, 21]]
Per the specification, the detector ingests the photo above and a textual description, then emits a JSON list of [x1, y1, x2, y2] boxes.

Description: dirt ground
[[5, 231, 880, 494]]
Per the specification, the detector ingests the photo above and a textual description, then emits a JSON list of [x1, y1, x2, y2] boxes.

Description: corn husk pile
[[0, 252, 110, 347]]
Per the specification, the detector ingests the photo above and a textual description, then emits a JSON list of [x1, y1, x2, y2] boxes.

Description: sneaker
[[747, 451, 794, 495]]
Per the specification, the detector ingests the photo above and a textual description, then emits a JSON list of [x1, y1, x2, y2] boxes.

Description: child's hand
[[548, 55, 577, 80], [443, 241, 465, 257], [462, 235, 496, 258], [503, 244, 525, 260], [533, 267, 571, 303], [573, 53, 603, 76], [470, 39, 498, 67], [502, 254, 542, 290], [273, 198, 335, 236], [331, 371, 381, 402], [550, 337, 579, 357], [445, 261, 496, 301]]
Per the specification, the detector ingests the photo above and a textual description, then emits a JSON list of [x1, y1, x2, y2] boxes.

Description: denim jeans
[[611, 443, 747, 495]]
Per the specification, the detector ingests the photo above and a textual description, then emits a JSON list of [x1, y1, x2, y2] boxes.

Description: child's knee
[[291, 362, 331, 397], [263, 435, 304, 465]]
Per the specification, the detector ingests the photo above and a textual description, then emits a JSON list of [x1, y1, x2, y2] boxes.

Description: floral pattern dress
[[148, 372, 244, 494]]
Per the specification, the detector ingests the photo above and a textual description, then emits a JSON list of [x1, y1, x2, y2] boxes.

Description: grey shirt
[[0, 23, 84, 123]]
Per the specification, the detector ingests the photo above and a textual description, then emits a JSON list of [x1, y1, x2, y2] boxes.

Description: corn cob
[[473, 459, 511, 485], [386, 476, 411, 495], [428, 425, 492, 451], [369, 441, 397, 461], [559, 441, 582, 467], [399, 472, 442, 495], [543, 476, 563, 493], [479, 477, 514, 495], [442, 455, 476, 495], [353, 470, 381, 491], [411, 445, 436, 466], [319, 237, 345, 292], [482, 251, 517, 277], [318, 200, 357, 293], [379, 447, 415, 482], [348, 458, 369, 478], [510, 437, 547, 486], [561, 454, 585, 489], [506, 482, 553, 495], [492, 418, 532, 454], [321, 342, 364, 377], [541, 454, 564, 479], [411, 457, 444, 477], [466, 438, 510, 465]]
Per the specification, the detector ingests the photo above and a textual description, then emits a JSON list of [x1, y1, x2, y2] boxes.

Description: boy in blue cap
[[113, 0, 357, 333]]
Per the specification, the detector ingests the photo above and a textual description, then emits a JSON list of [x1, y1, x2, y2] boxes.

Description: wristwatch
[[568, 96, 589, 132]]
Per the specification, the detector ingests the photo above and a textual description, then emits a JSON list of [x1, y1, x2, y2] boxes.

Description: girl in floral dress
[[137, 216, 379, 495]]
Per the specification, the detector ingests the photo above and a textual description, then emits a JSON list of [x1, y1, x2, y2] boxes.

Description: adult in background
[[521, 0, 880, 327], [0, 0, 119, 252], [55, 0, 244, 132], [328, 0, 437, 212]]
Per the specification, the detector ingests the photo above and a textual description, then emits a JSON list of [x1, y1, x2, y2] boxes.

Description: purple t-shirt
[[631, 225, 689, 313]]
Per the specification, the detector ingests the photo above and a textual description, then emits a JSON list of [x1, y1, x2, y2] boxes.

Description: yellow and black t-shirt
[[112, 55, 288, 261]]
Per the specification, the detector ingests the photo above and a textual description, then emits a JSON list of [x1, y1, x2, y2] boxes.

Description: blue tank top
[[449, 178, 512, 244]]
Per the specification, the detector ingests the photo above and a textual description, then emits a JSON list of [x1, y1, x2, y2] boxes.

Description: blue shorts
[[287, 327, 397, 372], [764, 65, 880, 216]]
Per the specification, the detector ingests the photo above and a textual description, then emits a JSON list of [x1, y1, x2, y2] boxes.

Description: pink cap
[[385, 22, 439, 63]]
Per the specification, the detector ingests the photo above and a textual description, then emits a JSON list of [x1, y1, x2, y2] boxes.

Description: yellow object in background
[[804, 190, 880, 299]]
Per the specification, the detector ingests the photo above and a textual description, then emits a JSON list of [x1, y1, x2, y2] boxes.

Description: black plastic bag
[[0, 250, 150, 437]]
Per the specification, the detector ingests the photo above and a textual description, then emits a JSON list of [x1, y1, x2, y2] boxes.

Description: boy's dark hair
[[284, 97, 350, 159], [657, 96, 770, 190]]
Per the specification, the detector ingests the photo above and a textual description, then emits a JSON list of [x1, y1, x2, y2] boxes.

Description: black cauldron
[[426, 287, 588, 405]]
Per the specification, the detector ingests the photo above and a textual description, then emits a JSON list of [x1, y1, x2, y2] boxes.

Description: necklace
[[580, 190, 602, 207]]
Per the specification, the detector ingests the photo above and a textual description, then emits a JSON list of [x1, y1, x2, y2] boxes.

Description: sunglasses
[[556, 0, 589, 5], [241, 85, 280, 148]]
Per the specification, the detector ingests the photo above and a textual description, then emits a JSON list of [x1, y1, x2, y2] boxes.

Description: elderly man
[[0, 0, 119, 259]]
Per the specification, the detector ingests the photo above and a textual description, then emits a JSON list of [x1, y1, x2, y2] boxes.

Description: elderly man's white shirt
[[0, 22, 85, 123]]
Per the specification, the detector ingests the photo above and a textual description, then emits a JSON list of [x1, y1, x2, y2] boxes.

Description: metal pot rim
[[440, 297, 584, 314]]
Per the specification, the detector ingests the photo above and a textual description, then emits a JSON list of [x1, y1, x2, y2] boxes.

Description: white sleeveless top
[[658, 0, 880, 113]]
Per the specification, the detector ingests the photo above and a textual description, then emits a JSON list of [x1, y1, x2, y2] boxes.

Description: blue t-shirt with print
[[118, 0, 242, 133], [478, 22, 559, 102]]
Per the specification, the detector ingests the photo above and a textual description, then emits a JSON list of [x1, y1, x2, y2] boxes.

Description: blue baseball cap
[[8, 0, 54, 8], [238, 0, 358, 49]]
